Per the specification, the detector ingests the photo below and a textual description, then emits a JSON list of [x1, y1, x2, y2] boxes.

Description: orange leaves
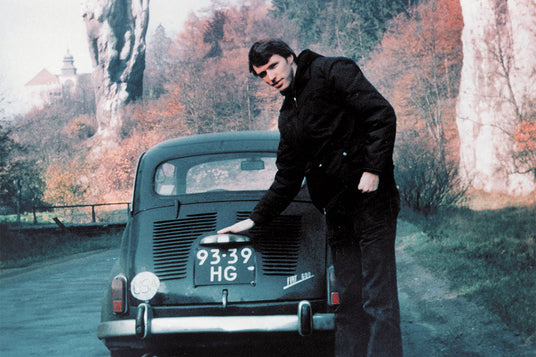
[[44, 160, 92, 205], [513, 119, 536, 174], [515, 121, 536, 152], [90, 93, 190, 202], [62, 114, 97, 140], [366, 0, 464, 163]]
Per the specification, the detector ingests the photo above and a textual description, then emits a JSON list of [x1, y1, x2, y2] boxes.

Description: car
[[98, 131, 336, 356]]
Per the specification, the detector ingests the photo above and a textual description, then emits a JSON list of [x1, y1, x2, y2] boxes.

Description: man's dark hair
[[248, 39, 296, 76]]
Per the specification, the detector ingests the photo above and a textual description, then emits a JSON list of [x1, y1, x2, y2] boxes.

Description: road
[[0, 249, 116, 356], [0, 222, 533, 356]]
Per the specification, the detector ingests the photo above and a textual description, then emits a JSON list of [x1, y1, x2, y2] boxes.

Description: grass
[[399, 202, 536, 344], [0, 225, 122, 269]]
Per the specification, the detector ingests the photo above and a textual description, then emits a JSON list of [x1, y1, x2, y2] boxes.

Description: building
[[24, 51, 93, 110]]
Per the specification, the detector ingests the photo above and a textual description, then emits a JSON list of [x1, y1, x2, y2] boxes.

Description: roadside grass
[[0, 225, 122, 269], [399, 203, 536, 344]]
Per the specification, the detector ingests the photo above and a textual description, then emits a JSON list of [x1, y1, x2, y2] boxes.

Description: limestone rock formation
[[82, 0, 149, 150], [456, 0, 536, 196]]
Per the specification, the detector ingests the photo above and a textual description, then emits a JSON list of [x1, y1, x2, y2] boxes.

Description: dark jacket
[[250, 50, 397, 225]]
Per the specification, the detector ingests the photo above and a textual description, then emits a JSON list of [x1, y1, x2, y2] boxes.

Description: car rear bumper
[[98, 301, 335, 340]]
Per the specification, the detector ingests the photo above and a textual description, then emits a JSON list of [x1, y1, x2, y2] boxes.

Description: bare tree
[[483, 0, 536, 177]]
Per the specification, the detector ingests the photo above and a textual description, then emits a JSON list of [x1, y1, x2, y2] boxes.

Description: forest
[[0, 0, 533, 213]]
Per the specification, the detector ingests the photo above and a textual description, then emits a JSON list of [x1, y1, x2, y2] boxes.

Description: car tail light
[[327, 266, 340, 306], [111, 275, 128, 314], [331, 292, 340, 305]]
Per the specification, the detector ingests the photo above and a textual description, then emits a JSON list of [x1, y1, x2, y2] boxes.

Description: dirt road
[[397, 221, 535, 356], [0, 222, 533, 356]]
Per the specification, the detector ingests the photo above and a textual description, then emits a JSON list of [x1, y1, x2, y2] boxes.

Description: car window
[[154, 162, 178, 195], [155, 154, 277, 195]]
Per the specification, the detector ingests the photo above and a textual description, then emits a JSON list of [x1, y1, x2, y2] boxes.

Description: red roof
[[25, 69, 59, 86]]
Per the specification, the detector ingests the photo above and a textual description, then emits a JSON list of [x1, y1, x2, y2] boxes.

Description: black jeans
[[326, 186, 402, 357]]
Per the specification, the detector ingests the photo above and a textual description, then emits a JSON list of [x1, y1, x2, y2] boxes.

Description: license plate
[[194, 246, 256, 286]]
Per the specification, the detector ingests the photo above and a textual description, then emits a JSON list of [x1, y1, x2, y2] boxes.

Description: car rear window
[[155, 154, 277, 195]]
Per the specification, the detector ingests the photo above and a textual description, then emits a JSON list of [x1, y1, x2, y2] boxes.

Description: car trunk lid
[[132, 195, 327, 306]]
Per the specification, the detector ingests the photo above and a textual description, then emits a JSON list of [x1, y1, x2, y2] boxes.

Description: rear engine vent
[[237, 212, 302, 276], [153, 213, 217, 281]]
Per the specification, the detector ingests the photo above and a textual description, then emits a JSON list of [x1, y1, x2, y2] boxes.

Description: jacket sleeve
[[249, 132, 306, 225], [326, 58, 396, 175]]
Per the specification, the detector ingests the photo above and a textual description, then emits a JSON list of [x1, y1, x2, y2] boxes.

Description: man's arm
[[327, 58, 397, 177], [219, 131, 306, 234], [248, 131, 306, 225]]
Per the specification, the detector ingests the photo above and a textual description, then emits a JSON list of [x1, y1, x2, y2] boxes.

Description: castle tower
[[59, 50, 78, 90], [61, 50, 77, 76]]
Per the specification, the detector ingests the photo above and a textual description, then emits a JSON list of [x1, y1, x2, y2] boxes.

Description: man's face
[[252, 54, 295, 92]]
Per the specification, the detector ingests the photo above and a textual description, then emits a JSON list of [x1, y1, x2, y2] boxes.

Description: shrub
[[395, 137, 466, 215]]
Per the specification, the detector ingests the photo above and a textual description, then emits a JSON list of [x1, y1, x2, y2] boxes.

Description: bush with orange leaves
[[514, 120, 536, 175], [44, 160, 92, 205], [88, 93, 190, 203]]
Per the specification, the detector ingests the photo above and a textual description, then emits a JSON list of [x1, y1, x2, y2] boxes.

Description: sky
[[0, 0, 216, 115]]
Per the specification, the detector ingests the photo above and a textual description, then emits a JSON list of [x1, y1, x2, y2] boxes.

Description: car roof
[[132, 131, 281, 213], [144, 131, 280, 160]]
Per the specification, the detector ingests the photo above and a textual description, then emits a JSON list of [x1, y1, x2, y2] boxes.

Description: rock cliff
[[456, 0, 535, 196], [82, 0, 149, 150]]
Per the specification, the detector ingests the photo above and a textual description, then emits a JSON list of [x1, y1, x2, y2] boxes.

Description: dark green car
[[98, 131, 336, 356]]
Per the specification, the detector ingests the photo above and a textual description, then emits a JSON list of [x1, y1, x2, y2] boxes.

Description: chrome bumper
[[98, 301, 335, 340]]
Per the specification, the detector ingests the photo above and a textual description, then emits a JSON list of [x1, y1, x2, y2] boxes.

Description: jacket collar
[[281, 49, 323, 97]]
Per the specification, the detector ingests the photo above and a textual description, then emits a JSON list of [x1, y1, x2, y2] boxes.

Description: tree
[[270, 0, 327, 48], [12, 96, 97, 168], [0, 124, 44, 213], [43, 159, 91, 205], [484, 0, 536, 178], [9, 91, 100, 206], [366, 0, 463, 164], [513, 105, 536, 176], [271, 0, 415, 62], [144, 24, 174, 99], [168, 0, 294, 134], [203, 10, 226, 58], [362, 0, 465, 211]]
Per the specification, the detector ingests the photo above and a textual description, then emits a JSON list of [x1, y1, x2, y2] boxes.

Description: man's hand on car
[[218, 218, 255, 234]]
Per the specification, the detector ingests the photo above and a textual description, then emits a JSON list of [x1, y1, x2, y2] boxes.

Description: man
[[218, 39, 402, 357]]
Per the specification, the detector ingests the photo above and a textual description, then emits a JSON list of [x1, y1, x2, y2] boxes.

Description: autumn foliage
[[514, 120, 536, 175], [79, 0, 292, 202], [366, 0, 463, 160], [5, 0, 467, 207], [11, 0, 533, 209]]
